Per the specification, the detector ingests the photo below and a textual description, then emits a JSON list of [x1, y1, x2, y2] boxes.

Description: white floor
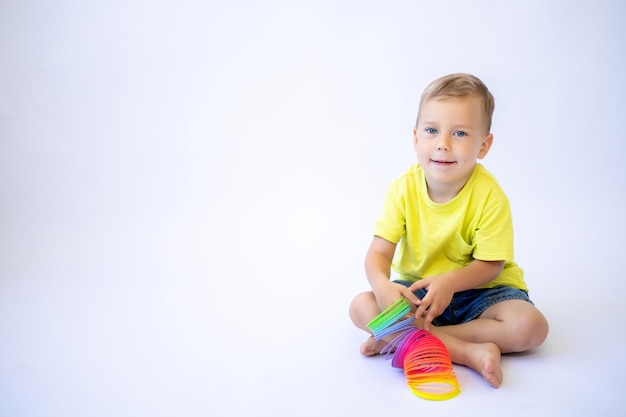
[[1, 1, 625, 416]]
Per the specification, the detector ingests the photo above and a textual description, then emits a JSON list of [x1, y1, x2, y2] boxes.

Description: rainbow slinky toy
[[367, 298, 460, 401]]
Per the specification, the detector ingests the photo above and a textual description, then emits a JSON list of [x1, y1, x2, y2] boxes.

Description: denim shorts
[[394, 279, 533, 326]]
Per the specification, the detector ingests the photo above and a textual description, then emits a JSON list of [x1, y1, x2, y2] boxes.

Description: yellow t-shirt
[[374, 163, 527, 291]]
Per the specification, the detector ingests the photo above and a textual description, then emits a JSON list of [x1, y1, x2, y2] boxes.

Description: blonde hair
[[416, 73, 495, 133]]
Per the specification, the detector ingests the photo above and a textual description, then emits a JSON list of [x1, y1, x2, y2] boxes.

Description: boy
[[349, 73, 548, 388]]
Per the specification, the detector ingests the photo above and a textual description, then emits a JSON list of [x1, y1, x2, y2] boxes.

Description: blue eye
[[453, 131, 467, 137], [426, 127, 438, 134]]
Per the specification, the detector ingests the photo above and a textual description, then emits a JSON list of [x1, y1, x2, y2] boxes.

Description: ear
[[477, 133, 494, 159], [413, 127, 419, 149]]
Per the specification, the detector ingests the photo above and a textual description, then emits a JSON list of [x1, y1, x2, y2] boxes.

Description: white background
[[1, 1, 625, 416]]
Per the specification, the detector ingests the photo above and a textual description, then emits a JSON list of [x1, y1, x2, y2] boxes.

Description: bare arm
[[433, 259, 505, 293], [365, 236, 421, 312]]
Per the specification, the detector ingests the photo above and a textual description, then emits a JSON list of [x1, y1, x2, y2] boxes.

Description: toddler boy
[[349, 73, 549, 387]]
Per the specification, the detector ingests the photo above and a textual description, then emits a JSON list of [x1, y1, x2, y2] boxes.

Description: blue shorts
[[394, 280, 533, 326]]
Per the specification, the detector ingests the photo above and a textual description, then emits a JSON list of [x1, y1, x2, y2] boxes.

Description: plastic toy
[[367, 298, 460, 400]]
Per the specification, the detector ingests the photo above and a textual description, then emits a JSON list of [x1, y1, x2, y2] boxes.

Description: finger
[[400, 288, 421, 306], [423, 315, 432, 332], [424, 309, 437, 331], [414, 303, 428, 321], [414, 291, 432, 318], [408, 279, 428, 292]]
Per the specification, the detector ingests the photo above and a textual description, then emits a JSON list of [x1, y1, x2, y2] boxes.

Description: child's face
[[413, 96, 493, 200]]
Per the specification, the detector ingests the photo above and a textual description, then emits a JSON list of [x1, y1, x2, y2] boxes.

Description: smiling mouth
[[431, 159, 456, 165]]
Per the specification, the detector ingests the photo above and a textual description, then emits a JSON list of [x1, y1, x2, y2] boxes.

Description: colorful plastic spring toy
[[367, 298, 460, 401]]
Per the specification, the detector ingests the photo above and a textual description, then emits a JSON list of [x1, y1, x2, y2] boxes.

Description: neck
[[426, 182, 464, 204]]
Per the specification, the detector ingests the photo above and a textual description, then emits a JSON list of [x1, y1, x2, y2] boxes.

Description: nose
[[437, 135, 451, 151]]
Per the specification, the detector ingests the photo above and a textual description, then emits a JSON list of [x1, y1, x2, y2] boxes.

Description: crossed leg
[[349, 291, 549, 388]]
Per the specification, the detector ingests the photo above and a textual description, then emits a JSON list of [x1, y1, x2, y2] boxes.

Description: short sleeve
[[373, 180, 407, 244], [472, 196, 515, 261]]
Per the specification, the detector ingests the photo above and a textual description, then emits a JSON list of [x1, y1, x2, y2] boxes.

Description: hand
[[408, 275, 455, 331], [373, 281, 422, 315]]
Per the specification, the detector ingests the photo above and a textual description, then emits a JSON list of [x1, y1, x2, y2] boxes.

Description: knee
[[509, 310, 549, 352], [349, 291, 375, 329]]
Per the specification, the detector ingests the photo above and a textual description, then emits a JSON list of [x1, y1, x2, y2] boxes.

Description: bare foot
[[464, 342, 503, 388], [359, 336, 389, 356]]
